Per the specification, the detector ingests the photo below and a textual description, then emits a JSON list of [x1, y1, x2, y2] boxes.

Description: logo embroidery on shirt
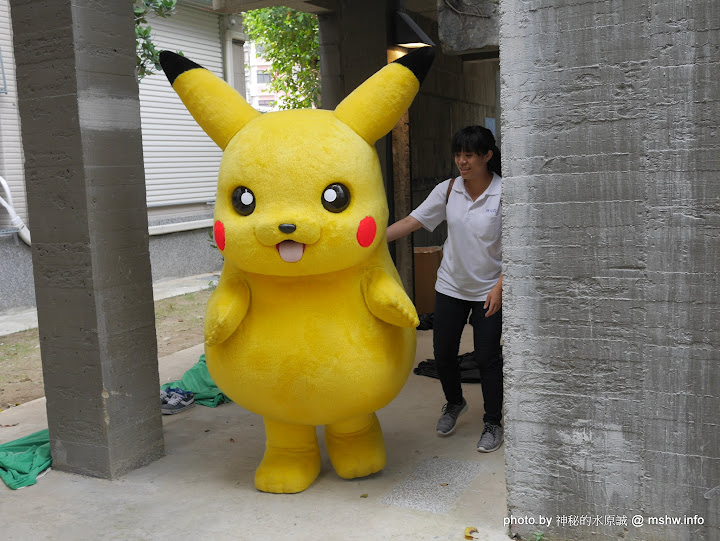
[[485, 208, 498, 215]]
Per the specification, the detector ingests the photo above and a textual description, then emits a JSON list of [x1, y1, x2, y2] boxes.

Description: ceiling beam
[[212, 0, 336, 14]]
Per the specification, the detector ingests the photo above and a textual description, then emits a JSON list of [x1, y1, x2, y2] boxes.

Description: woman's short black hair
[[451, 125, 502, 177]]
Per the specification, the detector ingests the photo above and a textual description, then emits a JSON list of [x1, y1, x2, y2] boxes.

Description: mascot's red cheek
[[214, 220, 226, 251], [356, 216, 377, 248]]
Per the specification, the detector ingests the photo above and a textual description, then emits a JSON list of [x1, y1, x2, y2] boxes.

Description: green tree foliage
[[134, 0, 178, 81], [243, 7, 320, 109]]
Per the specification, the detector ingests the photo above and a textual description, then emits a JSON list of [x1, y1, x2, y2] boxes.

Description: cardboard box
[[413, 246, 443, 315]]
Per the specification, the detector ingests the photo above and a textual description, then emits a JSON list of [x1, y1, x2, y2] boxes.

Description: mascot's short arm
[[205, 270, 250, 345], [362, 268, 420, 328]]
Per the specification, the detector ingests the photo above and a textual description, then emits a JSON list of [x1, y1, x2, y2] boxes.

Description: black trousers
[[433, 291, 503, 425]]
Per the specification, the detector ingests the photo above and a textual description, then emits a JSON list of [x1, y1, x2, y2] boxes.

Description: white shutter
[[0, 0, 27, 228], [1, 3, 227, 226], [139, 5, 224, 213]]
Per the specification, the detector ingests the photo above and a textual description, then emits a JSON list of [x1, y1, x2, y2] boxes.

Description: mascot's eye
[[232, 186, 255, 216], [322, 183, 350, 213]]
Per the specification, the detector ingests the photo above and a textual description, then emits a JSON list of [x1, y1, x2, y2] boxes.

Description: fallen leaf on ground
[[360, 494, 368, 498], [464, 526, 479, 540]]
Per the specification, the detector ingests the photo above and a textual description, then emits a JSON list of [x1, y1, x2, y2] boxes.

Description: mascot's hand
[[362, 268, 420, 328], [205, 271, 250, 346]]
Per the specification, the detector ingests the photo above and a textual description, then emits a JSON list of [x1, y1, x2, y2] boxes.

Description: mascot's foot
[[255, 448, 321, 494], [325, 413, 386, 479], [255, 419, 321, 494]]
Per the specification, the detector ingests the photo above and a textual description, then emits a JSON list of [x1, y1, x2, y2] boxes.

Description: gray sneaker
[[436, 399, 468, 435], [477, 422, 504, 452], [161, 388, 195, 415]]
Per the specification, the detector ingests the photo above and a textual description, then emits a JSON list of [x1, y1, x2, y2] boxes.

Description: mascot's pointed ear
[[334, 47, 435, 145], [159, 51, 261, 150]]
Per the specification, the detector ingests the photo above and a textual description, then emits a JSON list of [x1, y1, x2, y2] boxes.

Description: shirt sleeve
[[410, 178, 451, 232]]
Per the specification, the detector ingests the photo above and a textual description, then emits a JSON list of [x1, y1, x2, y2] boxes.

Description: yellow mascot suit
[[159, 46, 434, 493]]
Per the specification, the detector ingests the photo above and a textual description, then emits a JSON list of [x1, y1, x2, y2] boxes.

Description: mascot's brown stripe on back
[[159, 51, 205, 85]]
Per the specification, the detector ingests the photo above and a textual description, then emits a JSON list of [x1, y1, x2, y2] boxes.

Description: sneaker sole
[[436, 403, 468, 436], [161, 402, 195, 415], [477, 435, 504, 453]]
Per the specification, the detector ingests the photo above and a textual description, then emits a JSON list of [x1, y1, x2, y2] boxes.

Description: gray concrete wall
[[501, 1, 720, 539], [0, 237, 35, 311], [409, 16, 499, 247], [148, 227, 223, 283], [437, 0, 499, 55], [0, 228, 223, 313]]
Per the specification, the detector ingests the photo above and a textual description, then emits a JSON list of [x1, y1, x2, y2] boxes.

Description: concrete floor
[[0, 284, 509, 541]]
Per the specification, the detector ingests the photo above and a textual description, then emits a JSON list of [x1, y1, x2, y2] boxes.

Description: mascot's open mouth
[[276, 240, 305, 263]]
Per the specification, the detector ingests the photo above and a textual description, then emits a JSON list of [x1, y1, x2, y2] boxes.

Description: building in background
[[244, 42, 283, 112]]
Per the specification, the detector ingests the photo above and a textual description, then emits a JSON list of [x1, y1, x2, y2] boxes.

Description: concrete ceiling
[[212, 0, 438, 20], [405, 0, 438, 21], [212, 1, 335, 14]]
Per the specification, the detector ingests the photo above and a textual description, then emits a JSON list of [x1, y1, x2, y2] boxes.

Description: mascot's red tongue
[[277, 240, 304, 263]]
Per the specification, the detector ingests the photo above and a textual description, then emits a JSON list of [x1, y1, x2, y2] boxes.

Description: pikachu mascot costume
[[159, 46, 434, 493]]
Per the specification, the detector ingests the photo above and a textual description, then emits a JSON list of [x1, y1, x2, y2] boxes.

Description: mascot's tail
[[158, 47, 435, 149]]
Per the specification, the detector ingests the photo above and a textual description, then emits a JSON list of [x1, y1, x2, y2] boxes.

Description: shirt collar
[[455, 173, 502, 198]]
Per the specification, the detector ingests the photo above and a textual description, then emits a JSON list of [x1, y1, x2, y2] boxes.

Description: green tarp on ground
[[161, 354, 231, 407], [0, 429, 51, 490]]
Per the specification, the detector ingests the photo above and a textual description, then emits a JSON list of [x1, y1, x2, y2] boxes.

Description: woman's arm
[[484, 273, 503, 317], [387, 179, 450, 242], [386, 215, 423, 242]]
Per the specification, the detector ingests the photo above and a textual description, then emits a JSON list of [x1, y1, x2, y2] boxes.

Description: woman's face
[[454, 149, 491, 181]]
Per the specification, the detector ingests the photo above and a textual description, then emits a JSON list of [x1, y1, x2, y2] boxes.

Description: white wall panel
[[139, 4, 224, 215], [0, 0, 26, 228]]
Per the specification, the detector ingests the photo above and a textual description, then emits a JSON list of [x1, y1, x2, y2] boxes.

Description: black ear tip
[[159, 51, 205, 85], [393, 46, 435, 85], [159, 50, 174, 64]]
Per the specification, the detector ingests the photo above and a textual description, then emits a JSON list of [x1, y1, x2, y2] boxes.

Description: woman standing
[[387, 125, 503, 452]]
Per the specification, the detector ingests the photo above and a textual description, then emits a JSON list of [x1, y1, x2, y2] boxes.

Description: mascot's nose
[[279, 223, 296, 234]]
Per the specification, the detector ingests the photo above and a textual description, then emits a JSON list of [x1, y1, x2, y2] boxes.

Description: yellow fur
[[163, 51, 429, 493], [172, 67, 260, 149]]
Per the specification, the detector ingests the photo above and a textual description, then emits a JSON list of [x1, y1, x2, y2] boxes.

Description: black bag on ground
[[413, 349, 503, 383]]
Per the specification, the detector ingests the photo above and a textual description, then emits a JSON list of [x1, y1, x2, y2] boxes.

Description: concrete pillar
[[501, 1, 720, 539], [318, 1, 391, 109], [10, 0, 164, 478], [317, 11, 344, 110]]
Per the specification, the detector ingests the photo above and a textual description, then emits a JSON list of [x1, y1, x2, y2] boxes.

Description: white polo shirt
[[410, 174, 502, 302]]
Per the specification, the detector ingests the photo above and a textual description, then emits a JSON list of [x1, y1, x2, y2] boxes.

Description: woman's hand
[[484, 274, 502, 317]]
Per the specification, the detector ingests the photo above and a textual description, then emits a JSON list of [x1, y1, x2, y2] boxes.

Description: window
[[257, 71, 271, 84], [258, 99, 275, 107]]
